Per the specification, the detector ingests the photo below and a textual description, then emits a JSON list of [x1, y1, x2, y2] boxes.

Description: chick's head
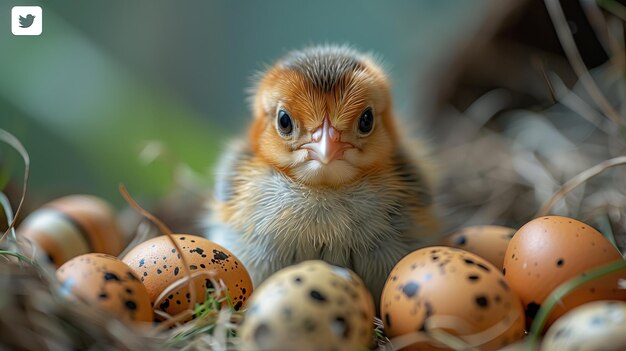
[[249, 46, 398, 187]]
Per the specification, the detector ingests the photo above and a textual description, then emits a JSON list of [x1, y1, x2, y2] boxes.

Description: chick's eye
[[358, 108, 374, 135], [277, 109, 293, 136]]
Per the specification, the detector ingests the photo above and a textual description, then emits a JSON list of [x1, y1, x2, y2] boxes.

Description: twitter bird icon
[[19, 14, 35, 28], [12, 6, 42, 35]]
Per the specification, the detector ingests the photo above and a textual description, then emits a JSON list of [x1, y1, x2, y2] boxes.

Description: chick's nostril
[[312, 128, 322, 142], [329, 126, 341, 142]]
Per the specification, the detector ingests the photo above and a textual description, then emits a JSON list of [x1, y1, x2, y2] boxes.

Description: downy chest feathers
[[209, 141, 436, 269]]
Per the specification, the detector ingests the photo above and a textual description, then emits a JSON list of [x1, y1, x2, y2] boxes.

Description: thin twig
[[0, 129, 30, 241], [534, 56, 558, 103], [581, 0, 614, 57], [598, 0, 626, 21], [118, 184, 198, 326], [547, 72, 611, 133], [582, 0, 626, 73], [536, 156, 626, 217], [545, 0, 625, 127], [0, 193, 17, 242]]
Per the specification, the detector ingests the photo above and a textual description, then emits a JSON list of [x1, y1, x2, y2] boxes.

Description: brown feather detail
[[279, 46, 365, 93]]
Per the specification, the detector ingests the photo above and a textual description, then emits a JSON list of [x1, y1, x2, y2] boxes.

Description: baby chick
[[206, 45, 438, 305]]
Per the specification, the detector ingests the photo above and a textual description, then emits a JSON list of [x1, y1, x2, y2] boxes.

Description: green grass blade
[[527, 259, 626, 347]]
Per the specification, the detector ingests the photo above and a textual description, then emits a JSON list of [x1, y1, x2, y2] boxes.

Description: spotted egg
[[57, 253, 152, 322], [122, 234, 252, 320], [19, 195, 125, 267], [240, 260, 375, 351], [542, 300, 626, 350], [381, 247, 525, 350], [503, 216, 626, 328], [442, 225, 515, 269]]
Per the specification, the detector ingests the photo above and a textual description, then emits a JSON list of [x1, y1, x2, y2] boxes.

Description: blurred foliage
[[0, 2, 224, 205]]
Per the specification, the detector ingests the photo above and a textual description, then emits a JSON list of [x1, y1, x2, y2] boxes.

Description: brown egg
[[19, 195, 124, 266], [442, 225, 515, 269], [240, 260, 375, 351], [503, 216, 626, 328], [57, 253, 152, 323], [381, 247, 525, 351], [122, 234, 252, 319]]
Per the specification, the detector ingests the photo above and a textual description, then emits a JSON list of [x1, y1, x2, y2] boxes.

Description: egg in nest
[[442, 225, 515, 269], [503, 216, 626, 328], [239, 260, 375, 351], [57, 253, 152, 323], [542, 300, 626, 351], [19, 195, 124, 266], [122, 234, 252, 320], [381, 246, 525, 350]]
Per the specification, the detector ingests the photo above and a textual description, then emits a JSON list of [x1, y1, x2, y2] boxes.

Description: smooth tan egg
[[19, 195, 124, 267], [122, 234, 252, 320], [57, 253, 153, 323], [503, 216, 626, 327], [381, 247, 525, 351], [442, 225, 515, 269], [240, 260, 375, 351], [542, 301, 626, 351]]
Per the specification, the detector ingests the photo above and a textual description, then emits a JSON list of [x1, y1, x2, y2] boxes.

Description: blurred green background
[[0, 0, 488, 206]]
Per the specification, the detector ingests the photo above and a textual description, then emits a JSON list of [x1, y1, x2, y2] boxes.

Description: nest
[[1, 0, 625, 350], [0, 255, 158, 350], [0, 250, 250, 350]]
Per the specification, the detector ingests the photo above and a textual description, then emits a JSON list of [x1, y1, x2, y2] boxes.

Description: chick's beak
[[301, 118, 352, 164]]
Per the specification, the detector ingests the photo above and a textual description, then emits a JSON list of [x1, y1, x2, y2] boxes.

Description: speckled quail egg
[[239, 260, 375, 351], [381, 246, 525, 351], [503, 216, 626, 327], [542, 301, 626, 351], [122, 234, 252, 320], [19, 195, 125, 267], [442, 225, 515, 269], [57, 253, 152, 323]]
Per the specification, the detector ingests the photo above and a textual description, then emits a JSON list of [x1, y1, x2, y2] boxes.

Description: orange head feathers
[[248, 45, 399, 187]]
